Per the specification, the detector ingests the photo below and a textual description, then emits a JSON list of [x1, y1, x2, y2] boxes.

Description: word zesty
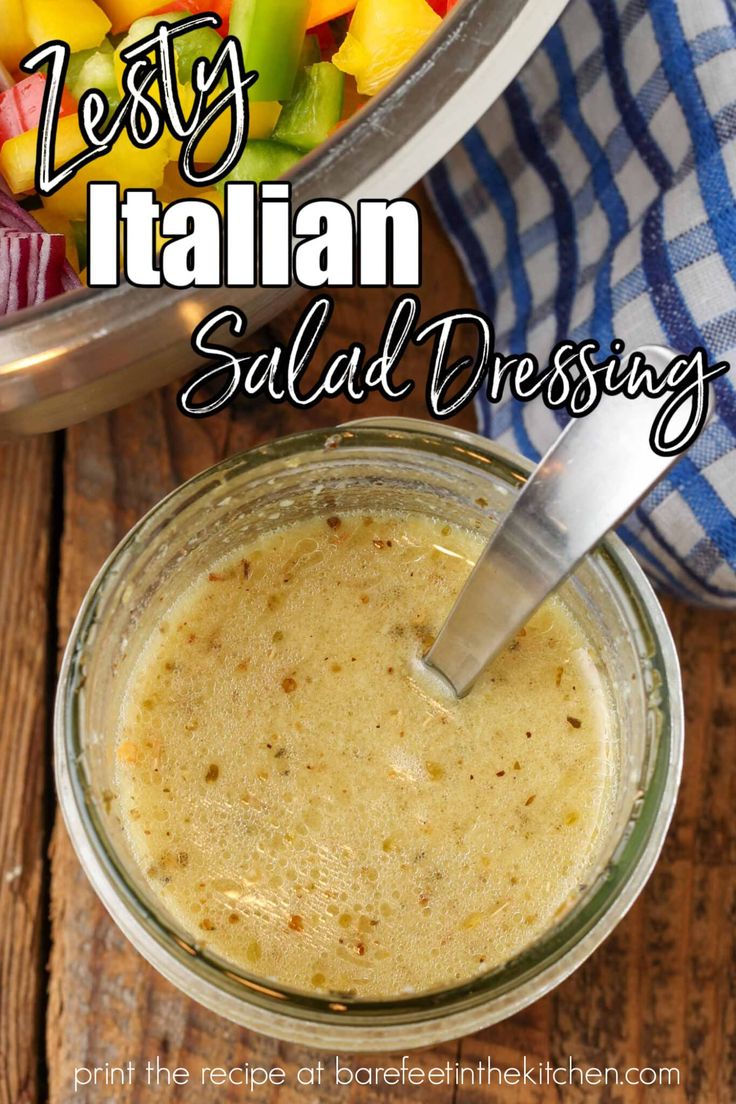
[[23, 13, 251, 193]]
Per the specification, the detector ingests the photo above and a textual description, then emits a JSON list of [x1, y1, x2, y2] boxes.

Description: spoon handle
[[426, 345, 689, 697]]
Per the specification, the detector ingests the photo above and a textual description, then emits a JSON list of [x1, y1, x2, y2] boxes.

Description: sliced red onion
[[0, 189, 48, 232], [0, 228, 69, 315], [0, 190, 81, 307], [0, 68, 81, 309]]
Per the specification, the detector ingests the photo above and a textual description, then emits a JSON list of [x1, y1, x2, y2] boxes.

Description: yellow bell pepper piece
[[190, 98, 281, 163], [0, 0, 34, 71], [97, 0, 167, 35], [0, 114, 87, 195], [333, 0, 440, 96], [157, 161, 224, 208], [155, 168, 224, 254], [165, 81, 279, 164], [25, 0, 112, 52], [42, 128, 172, 219]]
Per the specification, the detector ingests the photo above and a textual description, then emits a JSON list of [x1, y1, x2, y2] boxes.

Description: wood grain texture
[[0, 437, 54, 1104], [8, 189, 731, 1103]]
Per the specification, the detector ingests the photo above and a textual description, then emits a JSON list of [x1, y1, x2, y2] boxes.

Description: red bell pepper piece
[[0, 74, 76, 150], [312, 21, 336, 58], [149, 0, 232, 35]]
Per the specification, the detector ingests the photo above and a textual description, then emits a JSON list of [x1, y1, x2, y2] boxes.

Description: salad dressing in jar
[[114, 511, 615, 999]]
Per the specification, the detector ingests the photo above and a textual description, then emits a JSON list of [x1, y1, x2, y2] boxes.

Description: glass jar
[[55, 418, 683, 1050]]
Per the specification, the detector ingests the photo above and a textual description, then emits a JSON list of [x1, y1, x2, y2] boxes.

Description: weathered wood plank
[[0, 436, 54, 1104]]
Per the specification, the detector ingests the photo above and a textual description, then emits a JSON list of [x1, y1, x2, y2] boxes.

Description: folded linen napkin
[[427, 0, 736, 607]]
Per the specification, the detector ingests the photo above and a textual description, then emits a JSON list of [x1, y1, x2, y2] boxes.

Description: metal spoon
[[426, 345, 688, 697]]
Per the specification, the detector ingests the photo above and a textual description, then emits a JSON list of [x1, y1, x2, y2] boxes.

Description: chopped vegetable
[[41, 128, 171, 218], [273, 62, 344, 151], [116, 11, 223, 85], [187, 95, 281, 163], [24, 0, 112, 53], [229, 0, 311, 102], [0, 0, 452, 315], [427, 0, 460, 12], [0, 0, 34, 72], [168, 16, 223, 82], [32, 206, 81, 272], [151, 0, 232, 34], [333, 0, 440, 95], [157, 159, 223, 207], [0, 228, 67, 313], [0, 190, 80, 314], [0, 75, 76, 149], [224, 138, 304, 185], [66, 39, 112, 93], [0, 113, 87, 195], [97, 0, 173, 34], [67, 45, 119, 112]]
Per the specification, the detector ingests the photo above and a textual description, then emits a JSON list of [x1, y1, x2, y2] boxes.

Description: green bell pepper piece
[[224, 138, 304, 184], [65, 38, 113, 93], [69, 47, 120, 112], [120, 14, 221, 86], [168, 17, 222, 84], [229, 0, 311, 103], [273, 62, 344, 152]]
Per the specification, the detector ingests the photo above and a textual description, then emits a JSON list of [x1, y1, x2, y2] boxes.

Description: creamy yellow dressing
[[115, 513, 615, 999]]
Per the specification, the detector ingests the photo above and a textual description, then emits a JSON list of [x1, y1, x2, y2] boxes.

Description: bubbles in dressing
[[115, 513, 615, 999]]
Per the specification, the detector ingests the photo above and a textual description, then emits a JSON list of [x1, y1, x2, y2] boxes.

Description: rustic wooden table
[[0, 193, 733, 1104]]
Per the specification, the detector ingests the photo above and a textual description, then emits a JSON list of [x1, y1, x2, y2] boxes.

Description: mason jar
[[55, 418, 683, 1050]]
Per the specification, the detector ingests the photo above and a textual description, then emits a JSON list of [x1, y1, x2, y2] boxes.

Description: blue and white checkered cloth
[[427, 0, 736, 607]]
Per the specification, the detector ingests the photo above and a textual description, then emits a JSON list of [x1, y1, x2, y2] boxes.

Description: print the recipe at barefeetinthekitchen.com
[[72, 1054, 681, 1093]]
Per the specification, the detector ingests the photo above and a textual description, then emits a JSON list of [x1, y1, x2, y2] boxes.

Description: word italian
[[87, 183, 420, 288]]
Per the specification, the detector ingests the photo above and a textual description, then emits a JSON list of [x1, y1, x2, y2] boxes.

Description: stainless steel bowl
[[0, 0, 570, 438]]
